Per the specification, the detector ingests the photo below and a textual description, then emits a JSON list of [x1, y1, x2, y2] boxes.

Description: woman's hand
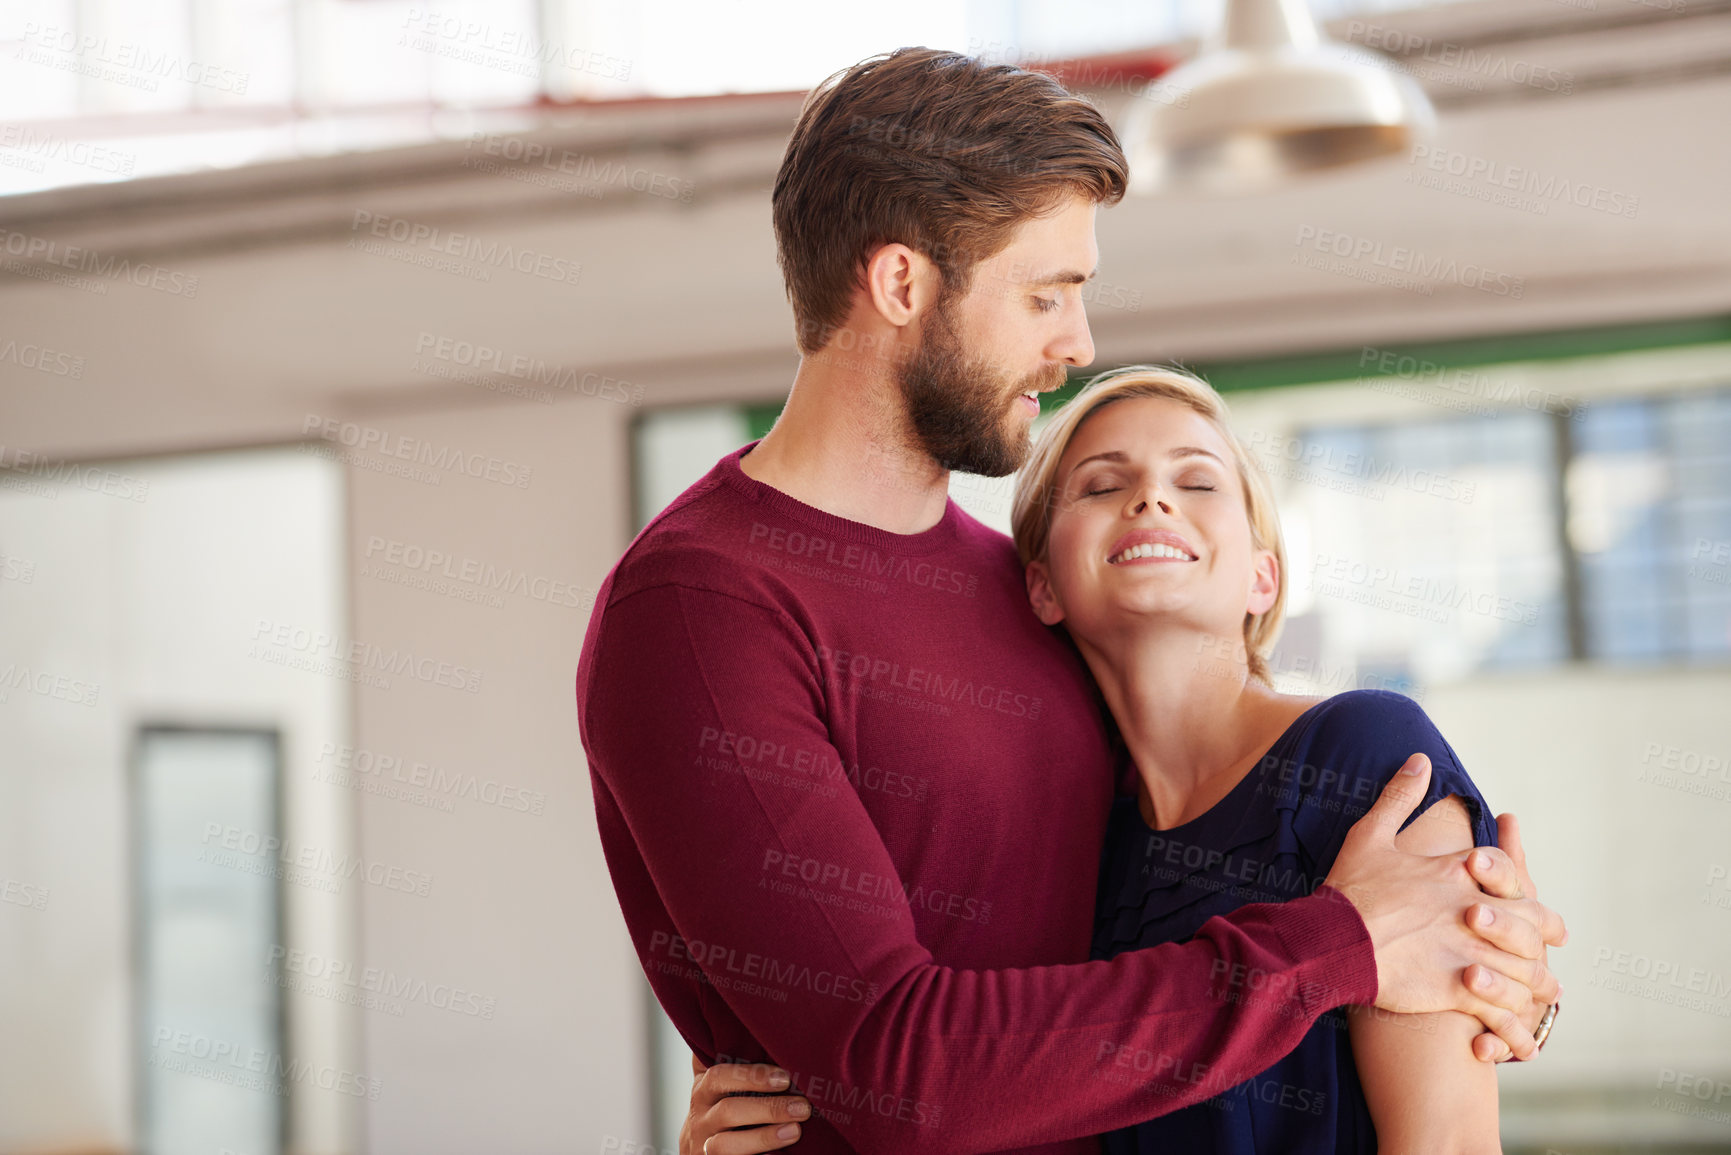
[[680, 1053, 812, 1155]]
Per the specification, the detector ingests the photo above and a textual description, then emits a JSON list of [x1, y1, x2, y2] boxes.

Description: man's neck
[[740, 348, 951, 535]]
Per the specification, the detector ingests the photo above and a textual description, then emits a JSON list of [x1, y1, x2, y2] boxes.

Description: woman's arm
[[1348, 795, 1501, 1155]]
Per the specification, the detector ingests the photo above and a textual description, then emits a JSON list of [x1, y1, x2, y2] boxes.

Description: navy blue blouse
[[1090, 689, 1498, 1155]]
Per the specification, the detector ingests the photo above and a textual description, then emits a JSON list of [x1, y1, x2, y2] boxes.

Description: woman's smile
[[1106, 529, 1199, 566]]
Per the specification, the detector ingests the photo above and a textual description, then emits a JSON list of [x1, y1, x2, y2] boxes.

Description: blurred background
[[1, 0, 1728, 1152]]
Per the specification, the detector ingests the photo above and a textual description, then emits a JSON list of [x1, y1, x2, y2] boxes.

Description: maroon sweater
[[576, 442, 1378, 1155]]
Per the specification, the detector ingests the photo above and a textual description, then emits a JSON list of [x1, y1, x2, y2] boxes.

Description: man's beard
[[894, 297, 1067, 478]]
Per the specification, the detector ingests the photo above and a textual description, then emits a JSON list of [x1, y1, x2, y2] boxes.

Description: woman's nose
[[1130, 496, 1173, 516]]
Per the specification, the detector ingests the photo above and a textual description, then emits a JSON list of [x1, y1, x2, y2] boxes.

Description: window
[[1571, 390, 1731, 662], [1276, 386, 1731, 689], [134, 726, 284, 1155]]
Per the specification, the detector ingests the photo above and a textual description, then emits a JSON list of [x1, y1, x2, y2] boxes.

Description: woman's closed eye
[[1175, 467, 1220, 492]]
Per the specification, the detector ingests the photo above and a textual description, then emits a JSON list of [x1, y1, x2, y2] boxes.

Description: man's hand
[[680, 1053, 811, 1155], [1324, 754, 1564, 1061], [1464, 812, 1566, 1061]]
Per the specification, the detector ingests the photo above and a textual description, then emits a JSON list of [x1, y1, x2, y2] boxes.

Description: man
[[576, 47, 1563, 1155]]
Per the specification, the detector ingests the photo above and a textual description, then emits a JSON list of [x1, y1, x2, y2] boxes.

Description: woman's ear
[[1246, 548, 1279, 616], [1026, 560, 1066, 626]]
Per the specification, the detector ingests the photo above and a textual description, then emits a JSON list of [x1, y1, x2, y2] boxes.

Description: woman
[[685, 366, 1503, 1154]]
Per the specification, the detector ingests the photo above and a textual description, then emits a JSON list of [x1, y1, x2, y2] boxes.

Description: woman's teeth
[[1109, 542, 1195, 564]]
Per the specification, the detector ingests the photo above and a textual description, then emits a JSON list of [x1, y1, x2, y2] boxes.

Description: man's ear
[[1246, 548, 1279, 616], [864, 242, 939, 330], [1026, 560, 1066, 626]]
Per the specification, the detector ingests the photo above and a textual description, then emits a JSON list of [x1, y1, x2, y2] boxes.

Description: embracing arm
[[582, 581, 1379, 1154], [1348, 795, 1500, 1154], [581, 584, 1556, 1154]]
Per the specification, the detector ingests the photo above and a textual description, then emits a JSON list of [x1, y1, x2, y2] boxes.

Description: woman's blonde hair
[[1010, 365, 1288, 684]]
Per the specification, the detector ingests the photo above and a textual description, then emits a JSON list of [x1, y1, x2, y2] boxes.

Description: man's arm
[[580, 583, 1552, 1155], [1347, 796, 1500, 1154]]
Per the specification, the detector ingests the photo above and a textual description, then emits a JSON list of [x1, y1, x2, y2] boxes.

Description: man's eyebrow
[[1027, 268, 1098, 286], [1064, 445, 1226, 480]]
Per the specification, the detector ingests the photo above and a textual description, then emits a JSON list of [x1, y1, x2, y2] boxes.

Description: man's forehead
[[989, 205, 1099, 284]]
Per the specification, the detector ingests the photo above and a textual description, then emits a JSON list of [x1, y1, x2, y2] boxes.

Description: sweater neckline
[[716, 439, 967, 557]]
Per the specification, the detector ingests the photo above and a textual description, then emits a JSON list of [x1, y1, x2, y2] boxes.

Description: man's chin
[[960, 428, 1033, 479]]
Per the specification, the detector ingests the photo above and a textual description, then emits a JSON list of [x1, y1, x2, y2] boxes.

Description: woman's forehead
[[1060, 395, 1232, 465]]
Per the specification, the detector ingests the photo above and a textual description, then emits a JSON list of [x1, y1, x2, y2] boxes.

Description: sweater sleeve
[[579, 581, 1379, 1155]]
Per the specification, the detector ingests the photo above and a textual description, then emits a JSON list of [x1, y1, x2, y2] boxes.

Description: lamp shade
[[1123, 0, 1435, 194]]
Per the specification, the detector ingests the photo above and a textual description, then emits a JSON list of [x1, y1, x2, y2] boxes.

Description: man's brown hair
[[772, 47, 1129, 355]]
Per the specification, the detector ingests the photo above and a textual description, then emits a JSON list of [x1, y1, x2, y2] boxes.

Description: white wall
[[340, 397, 647, 1154], [0, 449, 358, 1154]]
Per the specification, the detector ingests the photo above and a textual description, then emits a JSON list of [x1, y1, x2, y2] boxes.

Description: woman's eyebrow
[[1064, 449, 1127, 479], [1066, 445, 1226, 480]]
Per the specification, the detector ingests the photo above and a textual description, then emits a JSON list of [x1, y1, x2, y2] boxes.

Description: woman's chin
[[1068, 595, 1217, 639]]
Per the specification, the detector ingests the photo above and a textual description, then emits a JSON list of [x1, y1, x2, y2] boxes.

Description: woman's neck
[[1075, 623, 1316, 830]]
